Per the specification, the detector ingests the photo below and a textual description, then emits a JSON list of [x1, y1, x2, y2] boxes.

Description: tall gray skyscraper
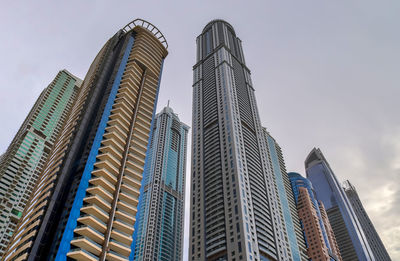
[[343, 180, 391, 261], [133, 106, 189, 261], [190, 19, 307, 261], [306, 148, 375, 261]]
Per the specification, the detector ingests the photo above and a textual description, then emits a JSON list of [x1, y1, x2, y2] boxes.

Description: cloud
[[337, 127, 400, 260]]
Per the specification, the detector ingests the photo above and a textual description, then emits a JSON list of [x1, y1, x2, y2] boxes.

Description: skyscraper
[[343, 180, 391, 261], [4, 18, 168, 261], [190, 19, 306, 261], [289, 172, 342, 261], [306, 148, 375, 261], [263, 130, 308, 261], [0, 70, 81, 258], [133, 105, 188, 261]]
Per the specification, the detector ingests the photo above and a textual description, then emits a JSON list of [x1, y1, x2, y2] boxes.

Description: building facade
[[190, 19, 307, 261], [344, 180, 391, 261], [264, 131, 308, 261], [4, 19, 168, 261], [306, 148, 375, 261], [289, 172, 342, 261], [133, 106, 188, 261], [0, 70, 81, 258]]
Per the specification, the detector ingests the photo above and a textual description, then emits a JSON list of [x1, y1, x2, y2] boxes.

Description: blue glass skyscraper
[[306, 148, 375, 261], [133, 106, 188, 261]]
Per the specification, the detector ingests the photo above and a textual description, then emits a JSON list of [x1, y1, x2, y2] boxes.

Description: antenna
[[167, 100, 170, 108]]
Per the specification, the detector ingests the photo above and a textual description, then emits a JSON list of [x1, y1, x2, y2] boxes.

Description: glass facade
[[0, 70, 81, 258], [289, 173, 327, 237], [306, 148, 375, 261], [264, 133, 307, 261], [133, 106, 188, 261]]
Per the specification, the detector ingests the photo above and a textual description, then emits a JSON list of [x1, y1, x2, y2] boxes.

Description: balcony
[[109, 113, 131, 133], [137, 109, 152, 123], [67, 248, 98, 261], [135, 114, 151, 130], [89, 176, 115, 193], [114, 95, 135, 112], [92, 166, 118, 185], [110, 106, 133, 124], [113, 96, 134, 113], [77, 215, 107, 234], [107, 117, 130, 133], [117, 199, 137, 215], [122, 175, 141, 189], [128, 145, 146, 160], [74, 225, 105, 245], [101, 138, 124, 154], [129, 133, 148, 149], [87, 185, 114, 203], [124, 165, 143, 181], [113, 219, 134, 235], [119, 190, 139, 206], [115, 209, 135, 225], [70, 236, 102, 257], [121, 183, 139, 197], [84, 195, 111, 213], [106, 250, 129, 261], [81, 204, 109, 223], [96, 153, 121, 170], [111, 228, 133, 246], [108, 238, 131, 258], [105, 124, 128, 141], [99, 145, 123, 162], [126, 153, 145, 169]]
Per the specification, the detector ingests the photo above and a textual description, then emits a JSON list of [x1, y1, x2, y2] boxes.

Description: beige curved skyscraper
[[4, 19, 168, 261]]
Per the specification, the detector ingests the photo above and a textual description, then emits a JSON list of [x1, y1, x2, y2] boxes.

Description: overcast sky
[[0, 0, 399, 259]]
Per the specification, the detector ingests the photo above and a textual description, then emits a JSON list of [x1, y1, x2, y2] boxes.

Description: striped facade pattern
[[190, 19, 300, 261], [264, 131, 308, 261], [343, 181, 391, 261], [4, 20, 167, 261], [319, 201, 342, 260], [3, 40, 110, 261], [0, 70, 81, 259], [133, 106, 188, 261], [296, 187, 332, 260]]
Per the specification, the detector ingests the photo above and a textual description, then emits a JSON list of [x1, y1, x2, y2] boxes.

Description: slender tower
[[343, 180, 391, 261], [4, 18, 168, 261], [190, 19, 304, 261], [133, 106, 188, 261], [0, 70, 81, 258], [306, 148, 375, 261], [263, 130, 308, 261]]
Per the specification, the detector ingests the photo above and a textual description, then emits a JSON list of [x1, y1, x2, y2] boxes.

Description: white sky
[[0, 0, 399, 259]]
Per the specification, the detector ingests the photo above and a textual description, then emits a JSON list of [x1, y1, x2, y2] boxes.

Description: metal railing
[[121, 18, 168, 49]]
